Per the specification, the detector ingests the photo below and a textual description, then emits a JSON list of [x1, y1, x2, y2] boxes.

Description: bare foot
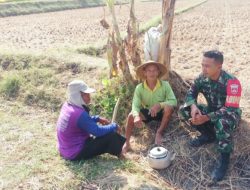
[[122, 142, 131, 154], [155, 133, 163, 145], [118, 152, 127, 160]]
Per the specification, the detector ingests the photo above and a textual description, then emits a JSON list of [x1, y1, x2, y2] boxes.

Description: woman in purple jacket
[[56, 80, 126, 160]]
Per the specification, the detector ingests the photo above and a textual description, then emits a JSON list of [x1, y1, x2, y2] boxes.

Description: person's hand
[[190, 104, 202, 120], [99, 117, 110, 125], [134, 116, 143, 128], [190, 114, 210, 125], [149, 103, 161, 117], [116, 125, 122, 134]]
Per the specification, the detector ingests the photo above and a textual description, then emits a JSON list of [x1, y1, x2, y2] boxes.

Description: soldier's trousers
[[179, 104, 241, 153]]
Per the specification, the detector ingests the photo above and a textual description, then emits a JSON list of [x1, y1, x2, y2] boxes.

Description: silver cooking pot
[[148, 146, 175, 169]]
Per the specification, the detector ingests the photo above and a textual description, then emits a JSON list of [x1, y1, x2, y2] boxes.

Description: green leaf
[[101, 78, 110, 87]]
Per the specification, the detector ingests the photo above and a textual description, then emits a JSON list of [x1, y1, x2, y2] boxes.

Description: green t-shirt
[[132, 80, 177, 117]]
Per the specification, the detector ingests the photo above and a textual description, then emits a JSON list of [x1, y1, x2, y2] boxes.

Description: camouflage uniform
[[179, 70, 242, 153]]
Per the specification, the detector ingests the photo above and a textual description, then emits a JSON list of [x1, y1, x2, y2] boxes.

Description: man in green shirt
[[122, 61, 177, 153]]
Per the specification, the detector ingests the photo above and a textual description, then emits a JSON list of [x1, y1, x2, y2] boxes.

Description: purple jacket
[[56, 102, 117, 160]]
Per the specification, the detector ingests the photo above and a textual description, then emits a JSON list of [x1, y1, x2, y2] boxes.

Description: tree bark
[[126, 0, 141, 67], [159, 0, 176, 80], [107, 1, 134, 84]]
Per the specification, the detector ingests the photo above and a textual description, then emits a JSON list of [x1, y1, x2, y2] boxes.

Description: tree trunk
[[126, 0, 141, 67], [107, 31, 119, 78], [106, 0, 134, 84], [159, 0, 176, 80]]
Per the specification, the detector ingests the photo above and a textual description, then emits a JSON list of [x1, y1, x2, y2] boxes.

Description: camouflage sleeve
[[184, 76, 201, 107], [207, 78, 242, 122]]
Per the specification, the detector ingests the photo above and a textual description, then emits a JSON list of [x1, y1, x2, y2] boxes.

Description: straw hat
[[135, 60, 167, 80]]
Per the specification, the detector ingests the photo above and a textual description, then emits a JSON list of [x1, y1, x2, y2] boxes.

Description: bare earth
[[0, 0, 202, 50], [170, 0, 250, 121], [0, 1, 163, 50]]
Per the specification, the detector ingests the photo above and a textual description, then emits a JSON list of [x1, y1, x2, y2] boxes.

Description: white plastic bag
[[144, 26, 162, 62]]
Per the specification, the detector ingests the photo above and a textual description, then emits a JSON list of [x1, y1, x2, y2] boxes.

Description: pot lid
[[149, 147, 168, 158]]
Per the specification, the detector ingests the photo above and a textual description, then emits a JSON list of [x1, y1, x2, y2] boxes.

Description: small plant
[[90, 77, 135, 126], [0, 75, 21, 99]]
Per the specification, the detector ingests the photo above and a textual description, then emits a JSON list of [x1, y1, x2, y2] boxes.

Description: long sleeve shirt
[[132, 80, 177, 117], [185, 70, 242, 122], [77, 111, 117, 137], [56, 102, 117, 160]]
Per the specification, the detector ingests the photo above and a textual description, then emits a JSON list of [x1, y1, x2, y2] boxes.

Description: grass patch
[[24, 87, 62, 111], [0, 0, 32, 2], [76, 43, 106, 57], [0, 74, 21, 99], [0, 0, 128, 17], [0, 54, 33, 70], [175, 0, 207, 15], [0, 50, 109, 111], [0, 53, 61, 110], [0, 51, 169, 189], [0, 109, 147, 189]]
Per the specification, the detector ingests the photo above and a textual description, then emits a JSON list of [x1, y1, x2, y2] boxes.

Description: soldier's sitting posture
[[179, 50, 242, 182]]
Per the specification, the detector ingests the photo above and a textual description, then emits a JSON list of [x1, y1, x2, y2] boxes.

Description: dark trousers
[[73, 132, 126, 160], [179, 105, 216, 137], [179, 104, 240, 153], [140, 108, 163, 123]]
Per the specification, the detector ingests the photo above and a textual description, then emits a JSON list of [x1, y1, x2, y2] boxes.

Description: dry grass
[[126, 112, 250, 190], [0, 101, 173, 189], [0, 52, 173, 189]]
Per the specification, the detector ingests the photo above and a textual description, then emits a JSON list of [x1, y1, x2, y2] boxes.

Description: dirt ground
[[0, 1, 162, 50], [0, 0, 202, 50], [170, 0, 250, 122]]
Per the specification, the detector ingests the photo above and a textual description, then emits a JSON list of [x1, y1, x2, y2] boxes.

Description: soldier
[[179, 50, 242, 182]]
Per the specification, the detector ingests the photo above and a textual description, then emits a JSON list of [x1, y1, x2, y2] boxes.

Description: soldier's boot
[[189, 123, 215, 147], [189, 134, 215, 147], [211, 153, 230, 182]]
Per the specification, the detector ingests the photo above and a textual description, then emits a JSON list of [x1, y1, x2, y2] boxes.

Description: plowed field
[[0, 0, 203, 50], [171, 0, 250, 120]]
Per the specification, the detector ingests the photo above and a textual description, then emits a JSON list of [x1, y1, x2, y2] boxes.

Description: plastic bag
[[144, 26, 162, 61]]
